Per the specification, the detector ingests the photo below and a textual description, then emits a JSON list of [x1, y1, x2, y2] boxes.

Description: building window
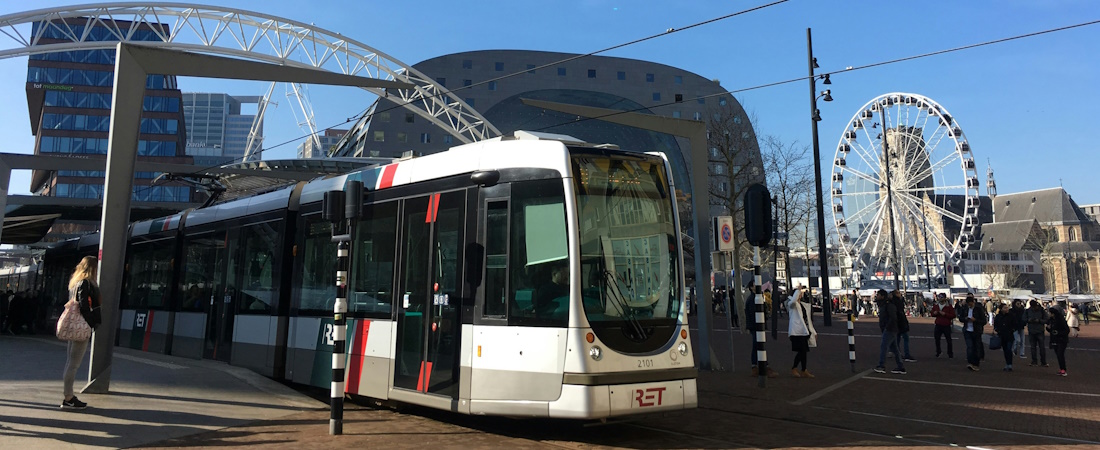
[[672, 111, 681, 118], [435, 77, 446, 87], [714, 164, 724, 175], [462, 59, 472, 69], [405, 113, 415, 123], [463, 79, 472, 87], [588, 69, 596, 78], [557, 67, 566, 76], [709, 148, 718, 157], [488, 81, 497, 91], [378, 112, 390, 122], [495, 62, 504, 71], [734, 115, 743, 124], [646, 73, 655, 82], [397, 132, 407, 143], [465, 98, 475, 107], [1069, 228, 1077, 241], [443, 135, 453, 144], [652, 92, 661, 101], [617, 71, 626, 80], [693, 112, 702, 121], [697, 97, 705, 105], [719, 96, 728, 106], [373, 131, 384, 142], [420, 133, 431, 144], [674, 75, 683, 85], [526, 64, 536, 74]]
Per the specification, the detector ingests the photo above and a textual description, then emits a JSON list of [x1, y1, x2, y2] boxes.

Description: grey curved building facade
[[333, 50, 760, 214]]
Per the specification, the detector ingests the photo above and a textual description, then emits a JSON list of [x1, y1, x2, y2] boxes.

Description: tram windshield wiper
[[602, 269, 648, 342]]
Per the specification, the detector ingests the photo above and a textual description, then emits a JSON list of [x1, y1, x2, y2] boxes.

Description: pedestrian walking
[[993, 304, 1018, 371], [890, 290, 915, 362], [1067, 305, 1081, 338], [874, 289, 906, 374], [958, 294, 987, 371], [1047, 306, 1070, 376], [1011, 299, 1027, 358], [931, 293, 955, 358], [1026, 300, 1049, 367], [61, 256, 101, 409], [787, 286, 817, 378]]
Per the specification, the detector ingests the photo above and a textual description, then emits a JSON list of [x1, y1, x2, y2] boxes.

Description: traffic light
[[744, 183, 772, 247]]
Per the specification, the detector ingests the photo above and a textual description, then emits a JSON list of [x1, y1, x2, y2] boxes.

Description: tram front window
[[571, 151, 681, 353]]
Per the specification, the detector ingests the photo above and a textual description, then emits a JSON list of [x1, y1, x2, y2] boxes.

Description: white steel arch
[[0, 2, 500, 145]]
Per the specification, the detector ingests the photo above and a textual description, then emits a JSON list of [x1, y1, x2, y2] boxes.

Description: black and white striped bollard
[[848, 312, 856, 372], [754, 246, 767, 387], [331, 238, 349, 434]]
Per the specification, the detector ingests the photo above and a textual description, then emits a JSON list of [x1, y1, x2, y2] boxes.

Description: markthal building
[[329, 50, 761, 219]]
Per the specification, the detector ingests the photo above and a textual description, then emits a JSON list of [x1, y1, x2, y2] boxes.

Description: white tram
[[57, 131, 697, 419]]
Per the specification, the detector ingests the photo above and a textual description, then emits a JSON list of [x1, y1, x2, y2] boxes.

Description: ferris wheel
[[830, 93, 981, 286]]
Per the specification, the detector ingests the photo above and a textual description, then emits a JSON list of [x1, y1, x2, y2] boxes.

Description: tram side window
[[509, 179, 569, 326], [297, 215, 335, 313], [123, 240, 173, 309], [351, 201, 398, 316], [237, 221, 282, 314], [483, 201, 508, 318], [179, 233, 221, 312]]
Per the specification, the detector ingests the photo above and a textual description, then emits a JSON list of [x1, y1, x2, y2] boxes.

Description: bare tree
[[706, 101, 764, 326], [760, 135, 814, 293]]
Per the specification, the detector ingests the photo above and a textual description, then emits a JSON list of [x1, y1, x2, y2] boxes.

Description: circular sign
[[721, 223, 733, 244]]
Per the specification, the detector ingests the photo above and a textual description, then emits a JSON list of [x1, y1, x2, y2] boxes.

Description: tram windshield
[[571, 150, 682, 351]]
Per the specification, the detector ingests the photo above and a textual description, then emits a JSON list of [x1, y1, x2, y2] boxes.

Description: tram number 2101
[[637, 359, 654, 368]]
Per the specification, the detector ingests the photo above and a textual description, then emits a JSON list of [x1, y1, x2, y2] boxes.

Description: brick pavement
[[131, 311, 1100, 449]]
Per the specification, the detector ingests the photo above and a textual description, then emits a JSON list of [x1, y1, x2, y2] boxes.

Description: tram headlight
[[589, 346, 602, 361], [677, 342, 688, 356]]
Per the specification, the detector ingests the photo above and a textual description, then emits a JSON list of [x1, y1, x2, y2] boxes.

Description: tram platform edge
[[0, 333, 324, 449]]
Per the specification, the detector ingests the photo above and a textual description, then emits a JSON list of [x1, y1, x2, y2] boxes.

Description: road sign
[[713, 216, 734, 251]]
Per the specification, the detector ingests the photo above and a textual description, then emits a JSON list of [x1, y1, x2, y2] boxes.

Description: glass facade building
[[296, 128, 348, 158], [182, 93, 264, 166], [26, 17, 194, 239]]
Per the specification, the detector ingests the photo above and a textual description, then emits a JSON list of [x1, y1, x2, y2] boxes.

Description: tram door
[[394, 191, 466, 397], [203, 229, 241, 363]]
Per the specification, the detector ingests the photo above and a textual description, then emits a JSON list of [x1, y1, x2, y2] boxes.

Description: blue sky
[[1, 1, 1098, 204]]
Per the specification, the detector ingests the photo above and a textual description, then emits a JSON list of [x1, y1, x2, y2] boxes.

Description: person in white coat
[[788, 285, 818, 378]]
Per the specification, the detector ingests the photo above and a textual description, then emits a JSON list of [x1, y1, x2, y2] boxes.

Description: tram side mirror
[[471, 170, 500, 186], [744, 183, 772, 247], [322, 190, 345, 223], [345, 180, 363, 219]]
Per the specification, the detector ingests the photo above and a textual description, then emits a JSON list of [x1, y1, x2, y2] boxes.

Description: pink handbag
[[56, 299, 92, 342]]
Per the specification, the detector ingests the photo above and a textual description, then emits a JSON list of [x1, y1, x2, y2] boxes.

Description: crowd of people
[[0, 289, 52, 336]]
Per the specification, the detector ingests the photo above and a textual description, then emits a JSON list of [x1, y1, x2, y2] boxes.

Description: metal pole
[[807, 28, 832, 326], [920, 202, 933, 290], [847, 312, 856, 372], [754, 246, 767, 387], [331, 236, 349, 435]]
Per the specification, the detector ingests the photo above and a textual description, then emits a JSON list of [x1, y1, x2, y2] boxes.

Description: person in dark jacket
[[1048, 307, 1070, 376], [891, 290, 915, 362], [874, 289, 906, 374], [62, 256, 101, 409], [1011, 300, 1027, 358], [993, 303, 1018, 371], [1025, 300, 1049, 367], [957, 294, 987, 371], [931, 293, 956, 358]]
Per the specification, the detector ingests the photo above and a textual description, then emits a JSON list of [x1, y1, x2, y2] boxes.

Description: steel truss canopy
[[0, 2, 500, 144]]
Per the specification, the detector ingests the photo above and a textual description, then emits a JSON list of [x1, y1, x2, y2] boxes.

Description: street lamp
[[807, 28, 833, 326]]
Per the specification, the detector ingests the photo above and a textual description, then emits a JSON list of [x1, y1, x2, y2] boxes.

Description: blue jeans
[[897, 332, 912, 358], [877, 330, 903, 369], [964, 330, 982, 366], [1014, 329, 1026, 356]]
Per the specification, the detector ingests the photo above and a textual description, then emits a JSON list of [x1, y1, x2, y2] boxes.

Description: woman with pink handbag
[[59, 256, 101, 409]]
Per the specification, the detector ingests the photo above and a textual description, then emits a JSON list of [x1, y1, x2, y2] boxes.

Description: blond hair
[[69, 256, 98, 290]]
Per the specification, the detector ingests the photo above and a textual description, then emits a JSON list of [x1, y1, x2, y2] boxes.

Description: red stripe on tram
[[416, 361, 434, 392], [379, 164, 398, 189], [142, 310, 155, 352], [345, 320, 371, 394], [425, 193, 441, 223]]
